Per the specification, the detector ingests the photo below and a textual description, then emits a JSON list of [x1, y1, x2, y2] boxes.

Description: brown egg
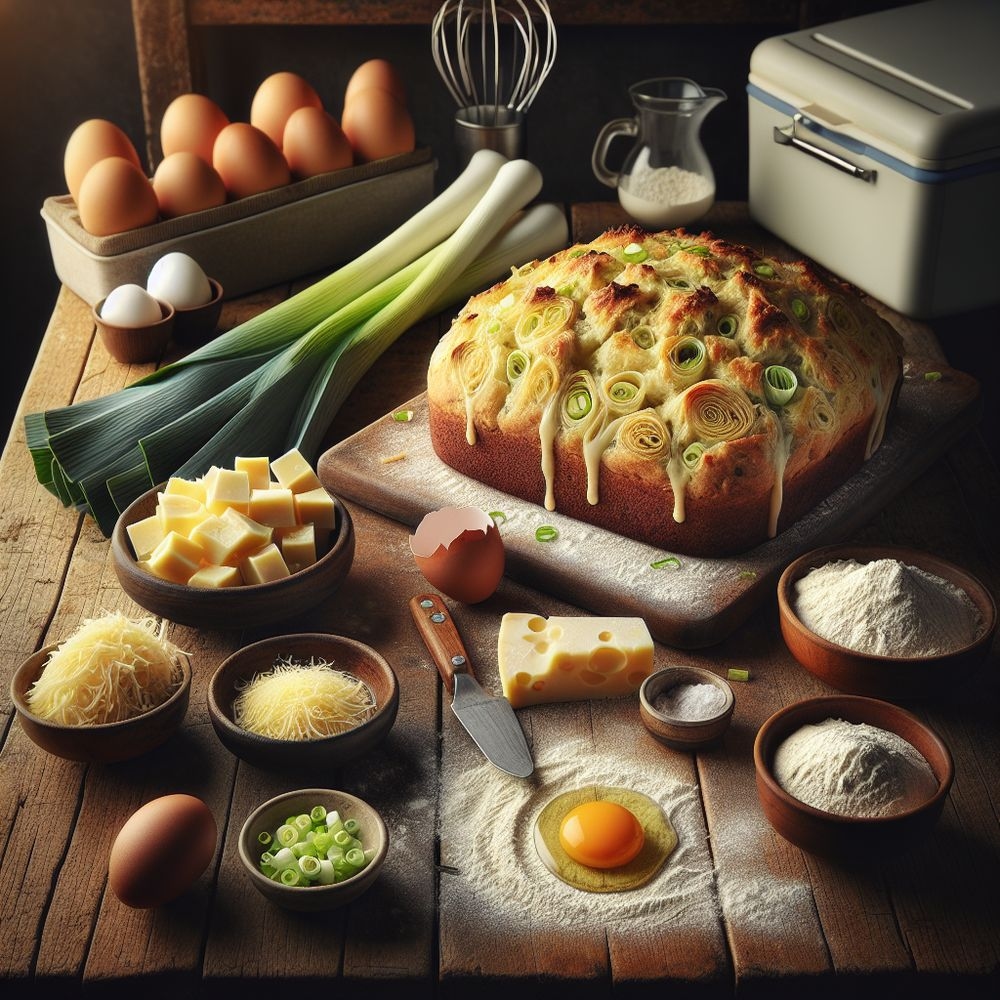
[[410, 507, 505, 604], [282, 106, 354, 179], [77, 157, 159, 236], [160, 93, 230, 164], [108, 794, 217, 909], [341, 87, 416, 163], [64, 119, 142, 204], [344, 58, 407, 108], [250, 71, 323, 147], [153, 151, 227, 217], [212, 122, 291, 198]]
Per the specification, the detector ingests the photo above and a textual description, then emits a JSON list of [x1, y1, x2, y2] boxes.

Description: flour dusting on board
[[439, 738, 720, 930]]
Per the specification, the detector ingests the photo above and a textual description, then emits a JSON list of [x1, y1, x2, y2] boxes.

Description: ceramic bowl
[[239, 788, 388, 911], [754, 695, 953, 860], [111, 483, 355, 629], [93, 297, 174, 364], [777, 544, 996, 700], [639, 665, 735, 750], [207, 632, 399, 768], [171, 277, 224, 345], [10, 644, 191, 763]]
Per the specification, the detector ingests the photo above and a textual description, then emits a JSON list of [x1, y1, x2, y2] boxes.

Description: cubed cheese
[[189, 513, 245, 566], [218, 507, 273, 562], [249, 486, 297, 527], [294, 486, 336, 534], [497, 614, 654, 708], [206, 468, 251, 515], [147, 531, 205, 584], [126, 514, 165, 561], [279, 522, 317, 573], [163, 476, 207, 504], [187, 564, 242, 588], [156, 493, 210, 537], [235, 456, 271, 492], [240, 543, 291, 584], [271, 447, 323, 493]]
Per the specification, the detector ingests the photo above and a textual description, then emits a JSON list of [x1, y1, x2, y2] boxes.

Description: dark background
[[2, 0, 995, 463]]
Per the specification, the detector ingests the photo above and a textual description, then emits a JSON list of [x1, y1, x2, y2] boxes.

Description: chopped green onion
[[764, 365, 798, 406], [666, 276, 692, 290], [294, 814, 312, 832], [298, 855, 322, 879], [727, 668, 750, 682], [631, 326, 655, 350], [753, 261, 776, 278], [681, 244, 712, 257], [622, 242, 648, 263], [276, 824, 299, 848], [682, 442, 706, 469], [673, 337, 705, 371], [716, 314, 739, 338], [651, 555, 681, 570], [269, 848, 297, 872], [343, 818, 360, 837], [924, 370, 943, 382], [257, 831, 272, 847], [790, 298, 810, 322], [535, 525, 558, 542], [608, 380, 639, 405], [506, 349, 530, 383], [344, 847, 366, 869], [738, 569, 757, 580], [392, 409, 414, 422], [326, 811, 344, 834], [333, 829, 353, 848], [564, 384, 593, 421], [310, 805, 327, 823], [280, 867, 305, 887], [489, 510, 507, 526]]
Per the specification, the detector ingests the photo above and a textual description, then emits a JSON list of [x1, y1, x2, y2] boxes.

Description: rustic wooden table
[[2, 204, 998, 999]]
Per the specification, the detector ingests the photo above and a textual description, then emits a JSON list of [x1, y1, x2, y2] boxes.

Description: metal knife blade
[[409, 593, 533, 778]]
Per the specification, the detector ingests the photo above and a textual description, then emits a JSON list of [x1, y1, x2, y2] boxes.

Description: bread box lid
[[749, 0, 1000, 170]]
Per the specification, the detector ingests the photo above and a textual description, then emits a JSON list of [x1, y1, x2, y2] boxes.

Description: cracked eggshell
[[410, 507, 504, 603]]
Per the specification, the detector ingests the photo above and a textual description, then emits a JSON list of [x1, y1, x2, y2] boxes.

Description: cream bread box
[[748, 0, 1000, 319], [41, 148, 435, 306]]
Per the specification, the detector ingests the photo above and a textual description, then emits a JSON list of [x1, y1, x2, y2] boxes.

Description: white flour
[[653, 682, 727, 720], [773, 717, 938, 818], [793, 557, 981, 657], [619, 162, 714, 228], [440, 738, 734, 931]]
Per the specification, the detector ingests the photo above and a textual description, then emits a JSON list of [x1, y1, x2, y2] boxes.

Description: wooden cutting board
[[318, 357, 980, 649]]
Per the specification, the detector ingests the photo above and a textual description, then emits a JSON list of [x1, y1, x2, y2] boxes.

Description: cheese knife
[[409, 593, 533, 778]]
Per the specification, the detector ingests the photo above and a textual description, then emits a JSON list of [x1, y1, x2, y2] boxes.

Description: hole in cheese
[[527, 617, 547, 633], [589, 646, 627, 674], [598, 630, 613, 641]]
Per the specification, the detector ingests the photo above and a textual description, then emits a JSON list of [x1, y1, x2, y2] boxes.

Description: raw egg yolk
[[558, 800, 645, 869]]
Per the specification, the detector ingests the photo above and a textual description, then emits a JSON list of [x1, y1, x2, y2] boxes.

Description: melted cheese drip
[[582, 412, 622, 505], [666, 455, 689, 523], [539, 391, 562, 511], [768, 422, 792, 538]]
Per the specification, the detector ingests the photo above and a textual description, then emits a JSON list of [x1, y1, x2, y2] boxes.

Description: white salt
[[653, 681, 727, 720]]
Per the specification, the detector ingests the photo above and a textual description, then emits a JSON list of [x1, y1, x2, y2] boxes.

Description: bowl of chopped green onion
[[238, 788, 388, 911]]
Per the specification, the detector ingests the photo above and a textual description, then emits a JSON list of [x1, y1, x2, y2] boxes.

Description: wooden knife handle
[[409, 593, 476, 695]]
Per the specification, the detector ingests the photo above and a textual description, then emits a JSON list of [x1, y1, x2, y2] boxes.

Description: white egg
[[147, 252, 212, 309], [100, 284, 163, 327]]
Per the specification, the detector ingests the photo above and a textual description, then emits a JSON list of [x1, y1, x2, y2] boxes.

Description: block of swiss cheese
[[498, 613, 654, 708]]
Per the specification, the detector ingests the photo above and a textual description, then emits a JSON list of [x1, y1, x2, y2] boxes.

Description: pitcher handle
[[592, 117, 637, 189]]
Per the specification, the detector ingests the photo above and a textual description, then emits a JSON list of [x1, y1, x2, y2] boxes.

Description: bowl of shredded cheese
[[10, 612, 191, 763], [207, 633, 399, 768]]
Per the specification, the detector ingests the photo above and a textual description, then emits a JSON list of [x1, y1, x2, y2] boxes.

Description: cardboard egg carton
[[41, 148, 435, 305]]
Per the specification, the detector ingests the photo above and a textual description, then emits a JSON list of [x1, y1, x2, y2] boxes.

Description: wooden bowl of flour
[[754, 695, 953, 860], [777, 545, 996, 701]]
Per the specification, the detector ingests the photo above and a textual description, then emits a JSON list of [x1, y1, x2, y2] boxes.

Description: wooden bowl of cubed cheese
[[111, 450, 355, 629]]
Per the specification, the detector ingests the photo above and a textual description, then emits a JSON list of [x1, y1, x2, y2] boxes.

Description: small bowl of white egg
[[93, 284, 174, 364], [147, 252, 224, 345]]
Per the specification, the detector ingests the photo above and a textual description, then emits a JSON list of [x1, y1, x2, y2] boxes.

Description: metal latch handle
[[773, 113, 875, 182]]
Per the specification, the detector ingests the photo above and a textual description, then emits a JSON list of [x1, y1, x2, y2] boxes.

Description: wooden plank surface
[[2, 202, 999, 999]]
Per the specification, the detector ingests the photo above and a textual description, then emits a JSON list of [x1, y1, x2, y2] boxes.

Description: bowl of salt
[[778, 545, 996, 701], [639, 665, 735, 750]]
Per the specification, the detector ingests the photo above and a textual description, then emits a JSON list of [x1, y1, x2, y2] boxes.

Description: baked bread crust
[[426, 226, 903, 557]]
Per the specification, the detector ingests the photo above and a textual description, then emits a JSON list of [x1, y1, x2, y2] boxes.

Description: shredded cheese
[[27, 612, 184, 726], [232, 656, 375, 740]]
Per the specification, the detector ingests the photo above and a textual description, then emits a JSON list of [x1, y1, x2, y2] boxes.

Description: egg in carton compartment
[[41, 147, 435, 307]]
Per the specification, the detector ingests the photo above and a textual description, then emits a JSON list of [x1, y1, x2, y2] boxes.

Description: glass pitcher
[[592, 77, 726, 229]]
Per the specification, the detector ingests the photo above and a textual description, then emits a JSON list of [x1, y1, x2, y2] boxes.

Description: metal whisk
[[431, 1, 557, 162]]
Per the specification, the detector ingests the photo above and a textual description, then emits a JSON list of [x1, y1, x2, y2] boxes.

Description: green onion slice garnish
[[563, 371, 594, 422], [668, 336, 707, 383], [790, 298, 810, 322], [738, 569, 757, 580], [651, 555, 681, 570], [622, 242, 648, 263], [666, 276, 692, 290], [716, 314, 739, 338], [924, 370, 943, 382], [753, 261, 776, 278], [489, 510, 507, 526], [608, 378, 640, 406], [682, 442, 706, 469], [392, 409, 414, 422], [727, 668, 750, 682], [535, 525, 558, 542], [506, 349, 530, 383], [764, 364, 798, 406], [631, 326, 655, 350]]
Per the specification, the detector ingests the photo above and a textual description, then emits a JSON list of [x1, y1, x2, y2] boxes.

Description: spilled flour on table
[[439, 738, 722, 930]]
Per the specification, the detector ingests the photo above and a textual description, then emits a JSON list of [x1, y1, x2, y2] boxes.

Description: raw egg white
[[341, 86, 415, 163], [77, 157, 159, 235], [344, 58, 407, 108], [64, 118, 142, 204], [153, 151, 227, 218], [108, 793, 217, 908], [147, 252, 212, 309], [410, 506, 504, 604], [283, 106, 354, 178], [160, 92, 230, 164], [250, 71, 323, 147], [100, 283, 163, 327], [212, 122, 291, 198], [534, 786, 678, 892]]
